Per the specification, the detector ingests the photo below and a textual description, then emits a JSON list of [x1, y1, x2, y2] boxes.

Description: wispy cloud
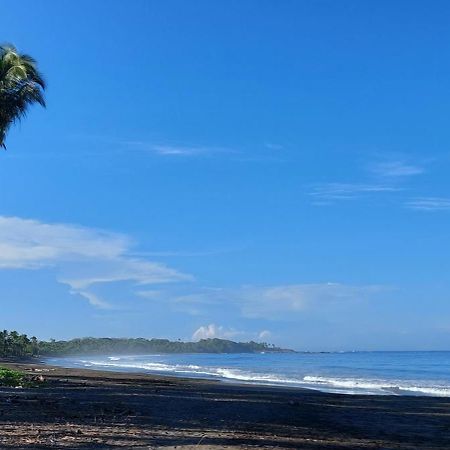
[[369, 160, 424, 178], [236, 283, 385, 319], [0, 216, 191, 308], [309, 183, 399, 201], [405, 197, 450, 211], [264, 142, 284, 150], [156, 283, 386, 321], [134, 244, 246, 258], [73, 291, 113, 310], [148, 144, 213, 156], [119, 140, 235, 157], [60, 258, 187, 291], [69, 134, 238, 158], [308, 155, 428, 206], [0, 217, 388, 320]]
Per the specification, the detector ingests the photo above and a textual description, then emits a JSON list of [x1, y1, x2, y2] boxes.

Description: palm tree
[[0, 44, 46, 149]]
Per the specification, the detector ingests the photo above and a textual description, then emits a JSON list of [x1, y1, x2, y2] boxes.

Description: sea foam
[[47, 351, 450, 397]]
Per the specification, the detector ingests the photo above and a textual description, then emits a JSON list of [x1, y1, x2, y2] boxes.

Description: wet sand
[[1, 358, 450, 449]]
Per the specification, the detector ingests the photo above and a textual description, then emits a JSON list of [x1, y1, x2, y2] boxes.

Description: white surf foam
[[56, 357, 450, 397], [303, 375, 450, 397]]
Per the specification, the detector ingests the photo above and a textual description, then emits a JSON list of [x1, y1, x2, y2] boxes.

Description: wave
[[303, 375, 450, 397], [77, 359, 307, 384], [51, 357, 450, 398]]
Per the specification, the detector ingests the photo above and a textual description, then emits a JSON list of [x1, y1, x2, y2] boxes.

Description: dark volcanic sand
[[1, 359, 450, 449]]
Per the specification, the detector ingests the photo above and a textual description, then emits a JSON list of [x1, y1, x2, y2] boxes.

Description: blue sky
[[1, 0, 450, 350]]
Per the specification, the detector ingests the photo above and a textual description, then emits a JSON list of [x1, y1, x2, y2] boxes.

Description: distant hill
[[39, 337, 294, 356], [1, 330, 294, 357]]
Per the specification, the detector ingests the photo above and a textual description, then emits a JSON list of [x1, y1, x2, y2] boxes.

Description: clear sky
[[1, 0, 450, 351]]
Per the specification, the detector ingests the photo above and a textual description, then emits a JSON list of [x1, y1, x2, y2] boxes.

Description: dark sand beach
[[1, 358, 450, 449]]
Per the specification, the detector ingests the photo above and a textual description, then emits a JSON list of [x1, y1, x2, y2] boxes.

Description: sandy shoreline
[[1, 358, 450, 449]]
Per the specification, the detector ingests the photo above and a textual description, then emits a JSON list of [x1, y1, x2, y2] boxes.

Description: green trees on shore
[[0, 44, 46, 148], [0, 330, 39, 357], [39, 336, 284, 355], [0, 330, 289, 357]]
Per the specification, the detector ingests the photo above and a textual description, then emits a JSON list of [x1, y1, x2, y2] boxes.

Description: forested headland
[[0, 330, 292, 357]]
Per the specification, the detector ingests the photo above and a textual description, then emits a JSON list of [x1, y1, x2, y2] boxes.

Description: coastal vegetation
[[0, 330, 39, 357], [0, 44, 46, 148], [39, 337, 286, 355], [0, 367, 26, 387], [0, 330, 290, 357]]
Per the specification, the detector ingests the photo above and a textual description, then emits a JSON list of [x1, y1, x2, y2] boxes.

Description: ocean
[[46, 351, 450, 397]]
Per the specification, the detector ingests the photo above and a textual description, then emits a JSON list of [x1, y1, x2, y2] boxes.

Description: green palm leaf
[[0, 44, 46, 149]]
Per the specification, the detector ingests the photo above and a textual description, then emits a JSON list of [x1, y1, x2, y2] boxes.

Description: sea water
[[46, 351, 450, 397]]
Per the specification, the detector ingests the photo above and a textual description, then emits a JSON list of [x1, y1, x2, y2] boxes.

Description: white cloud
[[0, 216, 129, 269], [405, 197, 450, 211], [258, 330, 272, 340], [0, 216, 191, 308], [370, 161, 424, 177], [309, 183, 399, 201], [192, 324, 241, 341], [192, 324, 271, 342]]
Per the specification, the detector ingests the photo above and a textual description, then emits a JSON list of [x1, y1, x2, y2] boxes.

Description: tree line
[[0, 330, 39, 357], [0, 330, 290, 358]]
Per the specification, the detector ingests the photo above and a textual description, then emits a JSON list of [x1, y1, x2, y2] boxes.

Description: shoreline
[[42, 356, 325, 394], [1, 358, 450, 449], [7, 356, 319, 395], [42, 354, 450, 398]]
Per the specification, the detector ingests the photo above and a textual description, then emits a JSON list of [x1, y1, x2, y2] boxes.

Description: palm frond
[[0, 44, 46, 148]]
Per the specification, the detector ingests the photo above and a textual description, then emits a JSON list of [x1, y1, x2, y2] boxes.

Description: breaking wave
[[46, 353, 450, 398]]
